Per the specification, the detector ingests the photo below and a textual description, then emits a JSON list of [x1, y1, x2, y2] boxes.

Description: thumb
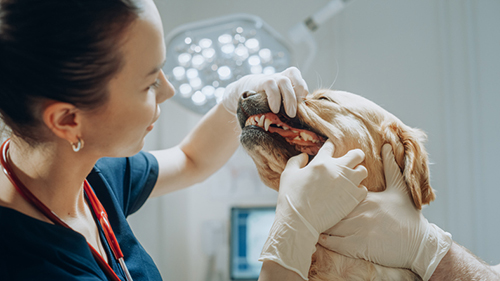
[[312, 139, 335, 162], [318, 234, 356, 258], [284, 152, 309, 171], [381, 144, 407, 193]]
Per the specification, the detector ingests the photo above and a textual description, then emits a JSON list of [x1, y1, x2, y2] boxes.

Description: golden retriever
[[236, 89, 435, 281]]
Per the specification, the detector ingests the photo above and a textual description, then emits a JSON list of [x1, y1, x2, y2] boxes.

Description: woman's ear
[[42, 101, 82, 144], [383, 121, 435, 209]]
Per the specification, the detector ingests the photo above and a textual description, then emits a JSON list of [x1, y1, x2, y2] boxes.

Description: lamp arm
[[287, 0, 353, 73]]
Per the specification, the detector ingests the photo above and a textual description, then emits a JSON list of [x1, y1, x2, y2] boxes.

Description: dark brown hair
[[0, 0, 142, 145]]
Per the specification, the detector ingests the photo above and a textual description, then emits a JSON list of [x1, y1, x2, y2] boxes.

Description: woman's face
[[82, 0, 174, 157]]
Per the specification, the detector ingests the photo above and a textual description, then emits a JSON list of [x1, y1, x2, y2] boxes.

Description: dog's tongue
[[258, 113, 325, 155]]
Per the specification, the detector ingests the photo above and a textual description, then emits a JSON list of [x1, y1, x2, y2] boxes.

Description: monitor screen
[[230, 206, 276, 280]]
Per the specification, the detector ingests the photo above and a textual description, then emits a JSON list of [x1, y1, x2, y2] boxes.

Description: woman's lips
[[147, 111, 161, 131]]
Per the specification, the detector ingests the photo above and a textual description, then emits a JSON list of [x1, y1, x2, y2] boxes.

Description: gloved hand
[[259, 140, 368, 280], [318, 144, 452, 281], [222, 66, 308, 117]]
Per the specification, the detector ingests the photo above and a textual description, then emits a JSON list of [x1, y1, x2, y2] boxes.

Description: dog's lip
[[239, 104, 326, 138], [242, 124, 301, 154], [242, 111, 327, 156]]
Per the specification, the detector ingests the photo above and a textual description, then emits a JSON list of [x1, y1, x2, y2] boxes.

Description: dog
[[236, 89, 435, 281]]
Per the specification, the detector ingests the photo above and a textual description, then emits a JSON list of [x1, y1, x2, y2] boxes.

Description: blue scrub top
[[0, 151, 163, 281]]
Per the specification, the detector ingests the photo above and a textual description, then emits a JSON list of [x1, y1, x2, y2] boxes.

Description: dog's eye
[[318, 96, 339, 105]]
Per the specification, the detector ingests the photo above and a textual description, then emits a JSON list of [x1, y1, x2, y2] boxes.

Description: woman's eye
[[148, 79, 161, 90]]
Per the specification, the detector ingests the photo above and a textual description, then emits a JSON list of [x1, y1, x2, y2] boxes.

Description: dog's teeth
[[304, 132, 314, 141], [283, 126, 289, 130], [292, 130, 298, 133], [258, 115, 265, 127], [294, 136, 301, 141], [300, 132, 309, 141], [312, 140, 318, 143], [264, 118, 271, 131]]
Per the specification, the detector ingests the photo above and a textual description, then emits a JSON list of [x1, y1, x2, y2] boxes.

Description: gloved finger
[[323, 218, 357, 238], [338, 149, 365, 169], [281, 67, 309, 100], [312, 139, 335, 161], [332, 190, 381, 228], [381, 144, 406, 193], [350, 165, 368, 187], [350, 184, 368, 201], [262, 79, 281, 114], [318, 234, 359, 259], [276, 77, 297, 117], [284, 152, 309, 171]]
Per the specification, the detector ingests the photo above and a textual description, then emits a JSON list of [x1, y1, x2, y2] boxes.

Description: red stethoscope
[[1, 139, 133, 281]]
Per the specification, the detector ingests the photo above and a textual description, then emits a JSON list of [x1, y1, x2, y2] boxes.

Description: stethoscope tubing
[[1, 139, 133, 281]]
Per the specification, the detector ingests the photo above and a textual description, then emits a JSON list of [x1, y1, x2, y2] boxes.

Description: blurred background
[[127, 0, 500, 280], [1, 0, 494, 280], [0, 0, 497, 280], [130, 0, 500, 280]]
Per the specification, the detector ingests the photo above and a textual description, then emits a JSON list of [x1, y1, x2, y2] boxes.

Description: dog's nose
[[241, 90, 258, 100]]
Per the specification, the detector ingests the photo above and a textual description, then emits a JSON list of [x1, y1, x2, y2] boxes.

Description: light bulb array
[[164, 14, 292, 114]]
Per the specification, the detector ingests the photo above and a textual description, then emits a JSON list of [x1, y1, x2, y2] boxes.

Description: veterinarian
[[319, 144, 500, 280], [0, 0, 369, 280]]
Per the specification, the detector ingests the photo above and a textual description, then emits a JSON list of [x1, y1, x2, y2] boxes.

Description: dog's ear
[[382, 122, 435, 209]]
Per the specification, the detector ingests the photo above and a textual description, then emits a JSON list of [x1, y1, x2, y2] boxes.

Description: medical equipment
[[229, 206, 275, 280], [1, 139, 133, 281], [164, 0, 353, 115], [164, 14, 292, 114], [288, 0, 353, 73]]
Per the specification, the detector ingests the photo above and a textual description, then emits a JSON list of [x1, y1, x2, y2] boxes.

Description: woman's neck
[[4, 137, 98, 220]]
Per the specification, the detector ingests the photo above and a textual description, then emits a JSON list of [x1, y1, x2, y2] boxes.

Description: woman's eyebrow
[[146, 59, 166, 77]]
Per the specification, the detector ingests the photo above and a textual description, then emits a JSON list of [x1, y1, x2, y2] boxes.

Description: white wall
[[128, 0, 500, 279]]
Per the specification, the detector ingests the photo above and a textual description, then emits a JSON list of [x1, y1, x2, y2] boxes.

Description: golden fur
[[237, 89, 434, 280]]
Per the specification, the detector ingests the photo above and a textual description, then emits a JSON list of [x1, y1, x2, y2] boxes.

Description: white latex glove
[[318, 144, 452, 281], [259, 140, 368, 280], [222, 66, 308, 117]]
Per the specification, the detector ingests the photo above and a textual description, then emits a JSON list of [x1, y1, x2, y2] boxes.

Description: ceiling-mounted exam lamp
[[164, 14, 293, 114]]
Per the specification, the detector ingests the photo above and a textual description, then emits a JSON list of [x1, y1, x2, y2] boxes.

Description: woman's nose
[[157, 70, 174, 104]]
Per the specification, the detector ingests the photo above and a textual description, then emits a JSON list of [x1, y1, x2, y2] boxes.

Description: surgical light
[[164, 14, 293, 114], [192, 91, 206, 106], [179, 84, 192, 97], [172, 66, 185, 80]]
